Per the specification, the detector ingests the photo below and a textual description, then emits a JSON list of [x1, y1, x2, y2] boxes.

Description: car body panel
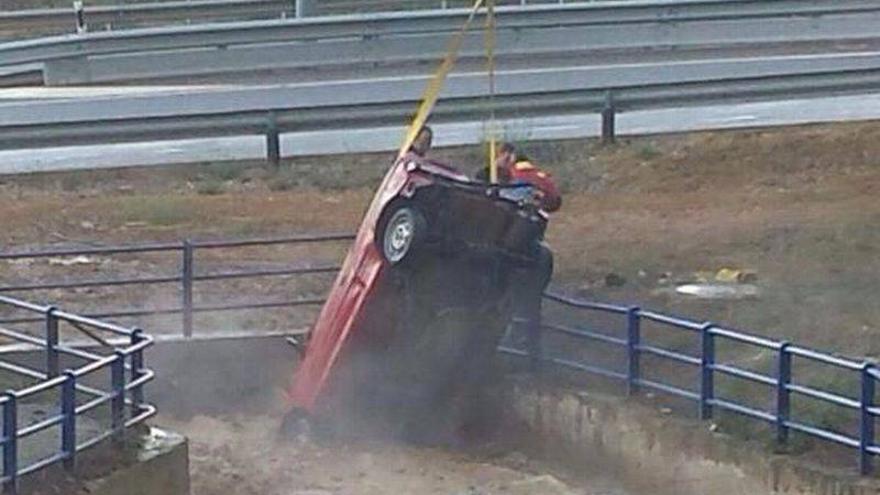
[[287, 155, 411, 412]]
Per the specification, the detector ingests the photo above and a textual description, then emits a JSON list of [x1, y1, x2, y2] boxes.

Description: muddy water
[[159, 414, 630, 495]]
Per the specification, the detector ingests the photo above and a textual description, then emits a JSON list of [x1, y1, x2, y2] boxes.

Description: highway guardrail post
[[266, 112, 281, 169], [295, 0, 314, 18], [73, 1, 86, 34], [181, 240, 194, 338], [601, 91, 616, 144]]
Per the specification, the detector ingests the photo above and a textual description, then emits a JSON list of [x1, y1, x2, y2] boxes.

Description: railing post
[[181, 240, 194, 339], [776, 342, 792, 445], [601, 90, 616, 145], [626, 306, 641, 396], [699, 323, 715, 420], [860, 363, 876, 475], [111, 352, 125, 441], [61, 371, 76, 471], [130, 329, 145, 419], [2, 392, 17, 495], [266, 113, 281, 168], [73, 1, 86, 34], [45, 307, 59, 379]]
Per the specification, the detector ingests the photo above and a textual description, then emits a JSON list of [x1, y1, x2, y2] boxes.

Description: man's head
[[411, 126, 434, 157], [498, 142, 516, 163]]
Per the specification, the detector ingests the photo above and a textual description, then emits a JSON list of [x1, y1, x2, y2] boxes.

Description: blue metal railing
[[0, 295, 155, 494], [503, 290, 880, 475]]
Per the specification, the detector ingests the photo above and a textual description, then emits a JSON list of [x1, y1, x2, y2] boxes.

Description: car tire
[[378, 203, 427, 265]]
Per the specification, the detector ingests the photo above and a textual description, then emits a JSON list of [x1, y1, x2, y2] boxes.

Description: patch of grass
[[119, 196, 192, 226], [196, 179, 225, 196], [635, 143, 661, 161], [267, 172, 297, 192], [204, 163, 243, 182]]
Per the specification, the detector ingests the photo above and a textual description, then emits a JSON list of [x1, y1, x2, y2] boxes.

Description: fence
[[0, 233, 353, 338], [501, 291, 880, 475], [0, 295, 155, 494], [2, 233, 879, 475]]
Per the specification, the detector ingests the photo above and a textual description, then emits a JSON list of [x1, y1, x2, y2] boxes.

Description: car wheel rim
[[385, 210, 415, 263]]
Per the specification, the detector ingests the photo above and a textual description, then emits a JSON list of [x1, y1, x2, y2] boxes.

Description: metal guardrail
[[0, 0, 296, 37], [0, 233, 353, 337], [4, 0, 880, 71], [499, 292, 880, 475], [0, 295, 155, 494], [5, 51, 880, 153]]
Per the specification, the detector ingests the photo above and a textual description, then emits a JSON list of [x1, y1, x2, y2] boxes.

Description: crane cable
[[397, 0, 490, 167]]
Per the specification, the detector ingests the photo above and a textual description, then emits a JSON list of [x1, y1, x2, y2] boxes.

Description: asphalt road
[[1, 93, 878, 175]]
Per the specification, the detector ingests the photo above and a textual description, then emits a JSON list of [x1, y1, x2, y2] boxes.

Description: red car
[[286, 152, 552, 435]]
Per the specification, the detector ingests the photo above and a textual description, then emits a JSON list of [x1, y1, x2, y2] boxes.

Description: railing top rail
[[638, 309, 705, 331], [710, 325, 783, 349], [0, 242, 181, 260], [0, 295, 48, 313], [0, 233, 353, 260], [544, 291, 629, 314], [787, 344, 867, 371], [191, 232, 356, 248]]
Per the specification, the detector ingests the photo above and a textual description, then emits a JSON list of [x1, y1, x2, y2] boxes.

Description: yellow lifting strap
[[485, 0, 498, 184], [397, 0, 488, 161]]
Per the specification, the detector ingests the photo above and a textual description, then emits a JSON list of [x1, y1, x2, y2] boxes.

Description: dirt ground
[[3, 121, 880, 354], [158, 412, 623, 495], [4, 120, 880, 485]]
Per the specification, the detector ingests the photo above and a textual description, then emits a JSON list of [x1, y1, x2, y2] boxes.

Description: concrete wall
[[507, 377, 880, 495], [18, 428, 189, 495], [77, 429, 190, 495]]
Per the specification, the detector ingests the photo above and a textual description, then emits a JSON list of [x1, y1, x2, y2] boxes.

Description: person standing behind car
[[496, 143, 562, 213], [478, 143, 563, 213], [478, 143, 560, 364]]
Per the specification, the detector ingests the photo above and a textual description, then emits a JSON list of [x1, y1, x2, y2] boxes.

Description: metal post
[[626, 306, 641, 396], [130, 329, 145, 419], [61, 372, 76, 471], [181, 240, 194, 339], [776, 342, 791, 445], [73, 1, 86, 34], [860, 363, 876, 475], [2, 392, 17, 495], [699, 323, 715, 420], [266, 112, 281, 168], [601, 91, 616, 144], [45, 307, 59, 379], [111, 352, 125, 440], [295, 0, 315, 18]]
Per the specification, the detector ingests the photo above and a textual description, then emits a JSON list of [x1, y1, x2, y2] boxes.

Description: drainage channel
[[159, 412, 632, 495]]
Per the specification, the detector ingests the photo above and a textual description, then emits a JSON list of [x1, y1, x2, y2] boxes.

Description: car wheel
[[380, 204, 426, 265]]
